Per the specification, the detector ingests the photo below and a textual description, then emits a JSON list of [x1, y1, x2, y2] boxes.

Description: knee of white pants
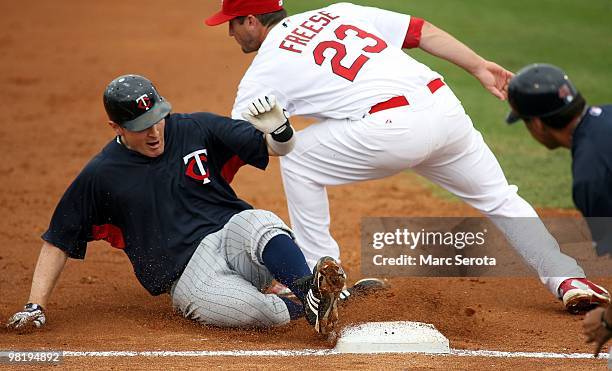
[[280, 154, 317, 187], [253, 212, 294, 264], [225, 209, 294, 265], [476, 185, 538, 218]]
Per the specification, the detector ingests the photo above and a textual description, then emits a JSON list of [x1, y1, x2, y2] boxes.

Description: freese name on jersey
[[279, 10, 339, 54]]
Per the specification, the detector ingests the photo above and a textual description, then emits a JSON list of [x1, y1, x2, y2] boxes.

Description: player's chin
[[241, 41, 260, 54], [241, 46, 256, 54], [145, 140, 165, 157]]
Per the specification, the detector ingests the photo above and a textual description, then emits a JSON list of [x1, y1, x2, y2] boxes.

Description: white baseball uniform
[[231, 3, 585, 296]]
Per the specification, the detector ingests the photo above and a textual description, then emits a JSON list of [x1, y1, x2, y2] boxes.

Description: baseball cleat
[[300, 256, 346, 335], [559, 278, 610, 314], [339, 277, 389, 301]]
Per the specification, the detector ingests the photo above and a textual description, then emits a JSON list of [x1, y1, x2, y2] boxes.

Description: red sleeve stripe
[[221, 155, 246, 184], [92, 224, 126, 249], [403, 17, 425, 49]]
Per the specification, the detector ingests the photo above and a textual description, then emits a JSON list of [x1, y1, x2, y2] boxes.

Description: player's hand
[[582, 306, 612, 356], [6, 303, 46, 331], [472, 60, 514, 100], [241, 95, 289, 134]]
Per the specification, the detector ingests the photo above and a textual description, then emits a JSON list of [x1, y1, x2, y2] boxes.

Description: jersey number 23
[[313, 24, 387, 82]]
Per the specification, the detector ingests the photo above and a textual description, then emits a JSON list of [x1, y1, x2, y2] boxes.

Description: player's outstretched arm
[[241, 95, 296, 156], [6, 241, 68, 331], [418, 22, 513, 100], [583, 306, 612, 356]]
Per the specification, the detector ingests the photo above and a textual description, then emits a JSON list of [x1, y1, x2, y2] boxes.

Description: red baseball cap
[[205, 0, 284, 26]]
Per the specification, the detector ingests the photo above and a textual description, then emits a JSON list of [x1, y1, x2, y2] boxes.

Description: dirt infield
[[0, 1, 610, 369]]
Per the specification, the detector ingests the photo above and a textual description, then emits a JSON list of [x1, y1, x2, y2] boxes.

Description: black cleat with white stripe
[[339, 277, 389, 302], [298, 256, 346, 335]]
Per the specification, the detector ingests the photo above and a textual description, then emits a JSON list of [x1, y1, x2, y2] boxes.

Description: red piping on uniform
[[427, 78, 445, 94], [221, 155, 246, 184], [92, 224, 126, 249], [403, 17, 425, 49], [369, 78, 445, 114], [369, 96, 410, 114]]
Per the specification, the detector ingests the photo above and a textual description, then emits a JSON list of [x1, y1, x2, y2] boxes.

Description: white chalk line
[[61, 349, 610, 359], [449, 349, 608, 359]]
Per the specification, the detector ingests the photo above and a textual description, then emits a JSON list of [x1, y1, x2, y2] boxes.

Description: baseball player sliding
[[506, 63, 612, 257], [6, 74, 347, 335], [205, 0, 611, 312]]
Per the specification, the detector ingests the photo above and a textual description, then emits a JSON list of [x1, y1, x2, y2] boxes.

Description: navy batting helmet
[[103, 74, 172, 131], [506, 64, 583, 125]]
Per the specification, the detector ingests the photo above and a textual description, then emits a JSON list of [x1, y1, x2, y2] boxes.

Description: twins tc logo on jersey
[[183, 149, 210, 184]]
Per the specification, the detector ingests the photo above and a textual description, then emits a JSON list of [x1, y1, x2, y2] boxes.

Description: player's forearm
[[27, 241, 68, 308], [418, 22, 487, 77], [265, 124, 295, 156]]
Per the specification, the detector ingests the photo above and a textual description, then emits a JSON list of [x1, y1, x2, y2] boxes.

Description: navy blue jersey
[[571, 105, 612, 255], [42, 112, 269, 295]]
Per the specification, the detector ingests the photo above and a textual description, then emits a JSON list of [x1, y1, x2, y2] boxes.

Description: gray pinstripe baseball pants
[[170, 209, 293, 328]]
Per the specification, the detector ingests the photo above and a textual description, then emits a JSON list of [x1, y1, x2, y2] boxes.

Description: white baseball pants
[[280, 84, 584, 296], [171, 210, 292, 328]]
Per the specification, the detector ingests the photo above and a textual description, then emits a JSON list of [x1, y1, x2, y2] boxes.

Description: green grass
[[284, 0, 612, 208]]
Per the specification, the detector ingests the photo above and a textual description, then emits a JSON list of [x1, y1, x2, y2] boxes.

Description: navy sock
[[280, 297, 304, 320], [262, 234, 311, 303]]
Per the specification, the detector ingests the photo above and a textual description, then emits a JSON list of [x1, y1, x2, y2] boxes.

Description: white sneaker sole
[[563, 289, 610, 314]]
